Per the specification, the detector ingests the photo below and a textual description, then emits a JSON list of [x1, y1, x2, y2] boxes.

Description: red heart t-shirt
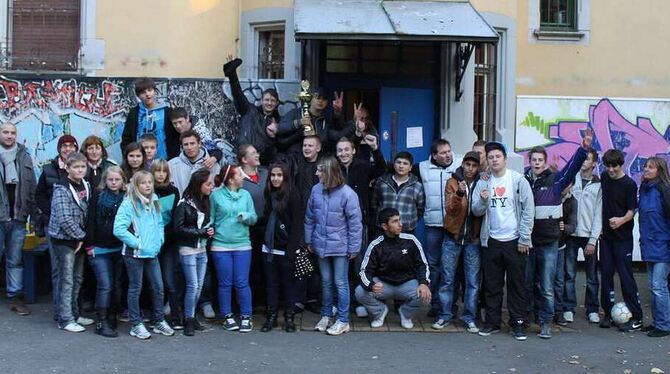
[[488, 170, 519, 241]]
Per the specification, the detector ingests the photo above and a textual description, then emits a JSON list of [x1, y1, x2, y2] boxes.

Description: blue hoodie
[[113, 194, 164, 258]]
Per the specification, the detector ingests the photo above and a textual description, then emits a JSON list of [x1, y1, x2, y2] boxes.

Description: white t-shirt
[[488, 170, 519, 241]]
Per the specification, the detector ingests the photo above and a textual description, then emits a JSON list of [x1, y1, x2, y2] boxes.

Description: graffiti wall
[[515, 95, 670, 260], [0, 75, 301, 172]]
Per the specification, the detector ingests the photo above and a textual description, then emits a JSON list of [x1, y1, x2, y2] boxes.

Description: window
[[325, 41, 435, 77], [5, 0, 81, 71], [473, 43, 497, 141], [540, 0, 577, 30], [258, 29, 284, 79]]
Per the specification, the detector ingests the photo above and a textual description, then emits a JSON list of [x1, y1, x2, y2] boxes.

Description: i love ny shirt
[[488, 170, 519, 241]]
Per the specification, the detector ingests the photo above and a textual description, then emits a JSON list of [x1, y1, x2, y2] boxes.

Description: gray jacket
[[571, 175, 602, 246], [168, 147, 221, 196], [0, 143, 37, 222], [241, 167, 268, 222], [472, 169, 535, 247]]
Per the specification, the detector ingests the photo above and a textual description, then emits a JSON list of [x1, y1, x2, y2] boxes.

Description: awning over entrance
[[294, 0, 498, 42]]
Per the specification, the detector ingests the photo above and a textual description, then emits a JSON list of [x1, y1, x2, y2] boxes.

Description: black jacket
[[121, 105, 179, 159], [173, 198, 211, 249], [84, 158, 117, 190], [35, 158, 68, 222], [277, 107, 346, 156], [359, 233, 430, 290], [84, 188, 124, 249], [263, 188, 303, 257], [340, 147, 386, 223]]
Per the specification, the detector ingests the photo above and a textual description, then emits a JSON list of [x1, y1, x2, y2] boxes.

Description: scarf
[[137, 102, 168, 160], [264, 191, 279, 262], [0, 143, 18, 184]]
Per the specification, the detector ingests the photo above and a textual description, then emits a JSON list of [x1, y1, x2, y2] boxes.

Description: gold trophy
[[298, 80, 316, 136]]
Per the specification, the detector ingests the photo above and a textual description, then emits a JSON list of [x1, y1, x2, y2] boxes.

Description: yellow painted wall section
[[96, 0, 240, 78], [471, 0, 517, 19], [242, 0, 293, 11], [515, 0, 670, 98]]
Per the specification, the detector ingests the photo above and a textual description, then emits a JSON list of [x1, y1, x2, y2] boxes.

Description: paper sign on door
[[406, 126, 423, 148]]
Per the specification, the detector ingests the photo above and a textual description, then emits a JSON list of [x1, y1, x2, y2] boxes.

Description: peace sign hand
[[582, 127, 593, 149], [333, 91, 344, 114]]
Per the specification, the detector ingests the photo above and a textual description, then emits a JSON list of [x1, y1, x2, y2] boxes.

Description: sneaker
[[118, 310, 130, 322], [314, 316, 330, 332], [170, 316, 184, 331], [618, 320, 643, 332], [201, 304, 216, 319], [370, 305, 388, 328], [332, 306, 338, 316], [512, 324, 527, 341], [130, 323, 151, 339], [9, 297, 30, 316], [355, 306, 368, 318], [153, 320, 175, 336], [193, 318, 208, 331], [398, 308, 414, 329], [563, 311, 574, 323], [326, 320, 350, 336], [554, 314, 568, 327], [588, 312, 600, 324], [239, 316, 253, 333], [478, 325, 500, 336], [222, 314, 239, 331], [648, 328, 670, 338], [599, 318, 611, 328], [431, 319, 450, 330], [466, 321, 480, 334], [76, 316, 95, 326], [538, 323, 552, 339], [62, 322, 86, 333]]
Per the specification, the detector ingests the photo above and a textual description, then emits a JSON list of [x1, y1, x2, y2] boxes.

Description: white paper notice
[[406, 126, 423, 148]]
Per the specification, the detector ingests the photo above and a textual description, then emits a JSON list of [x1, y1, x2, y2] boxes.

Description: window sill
[[0, 68, 85, 77], [533, 29, 585, 41]]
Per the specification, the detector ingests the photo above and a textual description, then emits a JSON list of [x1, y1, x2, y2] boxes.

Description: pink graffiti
[[0, 77, 128, 118], [519, 99, 670, 184]]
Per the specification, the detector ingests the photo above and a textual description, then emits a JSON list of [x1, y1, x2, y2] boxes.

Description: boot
[[284, 311, 296, 333], [95, 310, 118, 338], [184, 318, 195, 336], [261, 309, 278, 332], [9, 296, 30, 316], [193, 318, 206, 331], [107, 310, 118, 330]]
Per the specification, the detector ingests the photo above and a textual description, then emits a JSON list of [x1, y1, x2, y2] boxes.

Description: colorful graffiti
[[515, 97, 670, 185]]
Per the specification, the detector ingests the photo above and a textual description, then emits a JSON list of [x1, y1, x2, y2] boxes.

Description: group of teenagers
[[0, 58, 669, 341]]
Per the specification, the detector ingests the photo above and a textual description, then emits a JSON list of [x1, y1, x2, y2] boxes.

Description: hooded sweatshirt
[[168, 147, 221, 195], [209, 186, 257, 251]]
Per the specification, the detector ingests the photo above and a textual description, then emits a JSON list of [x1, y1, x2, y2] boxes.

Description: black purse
[[294, 245, 315, 280]]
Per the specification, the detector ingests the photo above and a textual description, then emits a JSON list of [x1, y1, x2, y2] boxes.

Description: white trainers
[[130, 323, 151, 339], [201, 304, 215, 319], [332, 306, 338, 316], [326, 320, 350, 336], [153, 320, 175, 336], [62, 322, 86, 332], [76, 316, 95, 326], [588, 312, 600, 323], [431, 319, 449, 330], [355, 306, 368, 318], [563, 311, 574, 323], [398, 308, 414, 329], [314, 316, 330, 332], [370, 305, 388, 328], [466, 321, 480, 333]]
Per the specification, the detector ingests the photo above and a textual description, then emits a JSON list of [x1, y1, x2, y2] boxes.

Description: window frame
[[256, 25, 286, 80], [539, 0, 577, 31]]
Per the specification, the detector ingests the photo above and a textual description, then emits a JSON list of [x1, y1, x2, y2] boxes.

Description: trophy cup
[[298, 80, 316, 136]]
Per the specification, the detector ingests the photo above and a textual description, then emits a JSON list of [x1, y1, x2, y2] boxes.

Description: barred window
[[473, 43, 497, 141], [540, 0, 577, 30], [258, 29, 284, 79]]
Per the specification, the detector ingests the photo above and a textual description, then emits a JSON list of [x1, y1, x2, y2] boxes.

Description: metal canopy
[[294, 0, 498, 42]]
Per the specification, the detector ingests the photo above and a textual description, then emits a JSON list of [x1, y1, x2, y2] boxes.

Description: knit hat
[[57, 135, 78, 151], [462, 151, 481, 164], [484, 141, 506, 157]]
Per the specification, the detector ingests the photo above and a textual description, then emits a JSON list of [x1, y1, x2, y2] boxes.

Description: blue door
[[378, 86, 435, 244]]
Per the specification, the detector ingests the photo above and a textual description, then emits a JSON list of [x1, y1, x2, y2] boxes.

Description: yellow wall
[[96, 0, 239, 78], [241, 0, 292, 11]]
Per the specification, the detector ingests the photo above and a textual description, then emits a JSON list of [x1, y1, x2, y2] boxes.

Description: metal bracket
[[455, 43, 474, 102]]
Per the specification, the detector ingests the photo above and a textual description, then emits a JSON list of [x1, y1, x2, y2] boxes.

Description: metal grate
[[473, 42, 497, 141], [540, 0, 577, 30], [258, 29, 285, 79], [4, 0, 80, 71]]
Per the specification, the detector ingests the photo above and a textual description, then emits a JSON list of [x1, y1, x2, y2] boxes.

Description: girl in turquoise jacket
[[113, 170, 174, 339], [210, 165, 258, 332]]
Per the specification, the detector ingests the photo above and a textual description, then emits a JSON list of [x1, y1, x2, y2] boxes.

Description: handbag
[[294, 245, 315, 280]]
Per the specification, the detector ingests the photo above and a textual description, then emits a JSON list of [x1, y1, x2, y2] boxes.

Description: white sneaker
[[201, 304, 215, 319], [370, 305, 388, 328], [314, 316, 330, 332], [130, 323, 151, 339], [332, 306, 338, 316], [62, 322, 85, 332], [563, 311, 574, 323], [326, 320, 350, 336], [153, 320, 175, 336], [355, 306, 369, 318], [588, 312, 600, 323], [398, 308, 414, 329], [466, 321, 480, 333], [76, 316, 95, 326]]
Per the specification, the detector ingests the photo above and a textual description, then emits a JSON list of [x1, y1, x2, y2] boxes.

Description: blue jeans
[[46, 235, 60, 320], [525, 241, 558, 324], [181, 252, 208, 318], [564, 237, 600, 315], [554, 247, 565, 314], [159, 246, 184, 314], [424, 226, 444, 311], [0, 220, 27, 298], [88, 250, 123, 311], [319, 256, 350, 323], [648, 262, 670, 331], [438, 237, 480, 324], [212, 250, 252, 316], [53, 244, 84, 327], [123, 256, 165, 325]]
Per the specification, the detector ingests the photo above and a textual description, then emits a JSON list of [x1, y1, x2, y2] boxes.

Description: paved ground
[[0, 272, 668, 373]]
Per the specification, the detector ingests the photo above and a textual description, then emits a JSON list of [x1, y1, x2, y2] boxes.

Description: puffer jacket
[[443, 167, 481, 243], [304, 183, 362, 258], [113, 194, 164, 258], [638, 180, 670, 262], [418, 156, 461, 227]]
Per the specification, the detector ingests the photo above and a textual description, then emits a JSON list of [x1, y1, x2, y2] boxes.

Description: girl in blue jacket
[[305, 156, 362, 336], [639, 157, 670, 337], [113, 170, 174, 340]]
